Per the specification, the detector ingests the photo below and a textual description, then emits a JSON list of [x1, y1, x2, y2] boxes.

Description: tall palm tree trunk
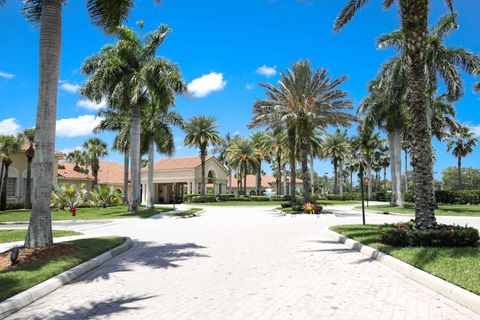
[[200, 149, 206, 196], [0, 162, 4, 202], [367, 161, 372, 200], [394, 128, 403, 207], [400, 0, 436, 228], [243, 162, 247, 194], [388, 132, 398, 205], [25, 0, 62, 248], [404, 148, 409, 192], [310, 154, 315, 196], [0, 161, 11, 211], [339, 160, 344, 196], [123, 151, 129, 204], [458, 156, 462, 190], [92, 161, 99, 188], [129, 104, 141, 213], [256, 158, 261, 195], [300, 136, 311, 203], [276, 149, 282, 195], [25, 153, 33, 209], [147, 137, 155, 209], [288, 126, 296, 204], [333, 160, 338, 194], [383, 167, 387, 192]]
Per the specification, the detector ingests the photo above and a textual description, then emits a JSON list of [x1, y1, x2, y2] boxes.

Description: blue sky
[[0, 0, 479, 179]]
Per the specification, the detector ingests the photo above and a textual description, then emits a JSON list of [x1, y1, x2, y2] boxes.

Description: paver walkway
[[6, 206, 480, 320]]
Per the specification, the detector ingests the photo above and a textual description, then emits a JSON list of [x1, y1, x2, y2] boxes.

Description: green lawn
[[357, 203, 480, 217], [0, 206, 174, 223], [196, 200, 360, 207], [0, 237, 124, 301], [330, 224, 480, 295], [173, 208, 203, 218], [0, 230, 82, 243]]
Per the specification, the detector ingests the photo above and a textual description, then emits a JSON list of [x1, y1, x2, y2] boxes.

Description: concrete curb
[[326, 229, 480, 315], [0, 237, 133, 319]]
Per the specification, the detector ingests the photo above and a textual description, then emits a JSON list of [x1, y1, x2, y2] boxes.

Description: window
[[6, 178, 17, 197], [22, 178, 33, 196]]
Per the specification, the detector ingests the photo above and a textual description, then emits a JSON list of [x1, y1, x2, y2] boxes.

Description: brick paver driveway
[[6, 206, 480, 320]]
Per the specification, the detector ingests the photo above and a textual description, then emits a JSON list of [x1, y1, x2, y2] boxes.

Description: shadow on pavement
[[15, 295, 155, 320], [81, 242, 209, 282]]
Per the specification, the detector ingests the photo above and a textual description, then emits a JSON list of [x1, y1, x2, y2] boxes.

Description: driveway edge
[[0, 237, 133, 319], [326, 229, 480, 315]]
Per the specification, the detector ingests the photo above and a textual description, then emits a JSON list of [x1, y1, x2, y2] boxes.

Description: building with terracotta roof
[[3, 146, 64, 205], [230, 175, 304, 196], [140, 156, 228, 204]]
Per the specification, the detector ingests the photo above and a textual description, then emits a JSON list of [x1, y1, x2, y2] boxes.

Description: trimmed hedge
[[319, 192, 386, 201], [404, 190, 480, 205], [271, 195, 291, 201], [379, 222, 479, 247]]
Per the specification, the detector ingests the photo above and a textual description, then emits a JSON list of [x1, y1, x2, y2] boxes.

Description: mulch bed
[[0, 244, 80, 271]]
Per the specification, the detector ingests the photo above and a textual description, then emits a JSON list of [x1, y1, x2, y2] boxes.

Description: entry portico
[[140, 156, 228, 204]]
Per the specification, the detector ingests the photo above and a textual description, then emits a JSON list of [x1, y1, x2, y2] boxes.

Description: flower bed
[[379, 221, 479, 247]]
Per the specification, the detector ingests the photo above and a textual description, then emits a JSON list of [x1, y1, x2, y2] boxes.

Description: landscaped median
[[357, 203, 480, 217], [0, 205, 174, 223], [328, 224, 480, 314], [0, 236, 132, 318], [173, 208, 204, 218]]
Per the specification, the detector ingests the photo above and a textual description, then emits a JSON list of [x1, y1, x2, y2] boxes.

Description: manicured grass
[[357, 203, 480, 217], [330, 224, 480, 295], [0, 206, 174, 223], [0, 230, 82, 243], [197, 200, 360, 207], [0, 237, 124, 301], [173, 208, 203, 218]]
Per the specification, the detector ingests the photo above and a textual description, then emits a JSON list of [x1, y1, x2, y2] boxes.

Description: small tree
[[446, 126, 478, 190]]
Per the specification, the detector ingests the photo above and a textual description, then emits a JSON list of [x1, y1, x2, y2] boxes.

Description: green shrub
[[280, 203, 292, 208], [271, 195, 291, 201], [404, 190, 480, 205], [87, 185, 123, 208], [291, 205, 303, 212], [249, 196, 269, 201], [184, 194, 200, 202], [218, 194, 235, 201], [379, 222, 479, 247]]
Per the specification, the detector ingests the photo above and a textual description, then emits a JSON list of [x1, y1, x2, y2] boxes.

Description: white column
[[192, 180, 197, 194]]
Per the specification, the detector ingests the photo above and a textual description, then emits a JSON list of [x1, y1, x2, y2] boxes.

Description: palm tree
[[251, 60, 355, 203], [2, 0, 151, 248], [95, 108, 131, 204], [265, 127, 287, 195], [83, 138, 108, 187], [251, 132, 271, 195], [66, 150, 86, 172], [82, 24, 171, 212], [226, 137, 259, 195], [446, 126, 478, 190], [335, 3, 473, 228], [183, 116, 222, 197], [0, 134, 23, 211], [321, 129, 350, 195], [143, 98, 185, 209], [212, 133, 237, 194], [23, 128, 35, 209]]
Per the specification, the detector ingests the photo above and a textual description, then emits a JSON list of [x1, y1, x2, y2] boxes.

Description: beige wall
[[3, 151, 59, 204]]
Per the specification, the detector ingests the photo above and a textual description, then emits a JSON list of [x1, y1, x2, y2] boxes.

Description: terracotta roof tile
[[20, 142, 64, 158], [153, 156, 214, 170], [61, 161, 126, 185], [58, 168, 92, 180]]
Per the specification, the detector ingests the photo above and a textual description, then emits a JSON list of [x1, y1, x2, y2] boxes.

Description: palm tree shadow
[[80, 241, 209, 282], [16, 295, 155, 320]]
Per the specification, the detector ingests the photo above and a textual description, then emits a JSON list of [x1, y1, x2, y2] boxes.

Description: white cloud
[[0, 118, 22, 135], [187, 72, 227, 98], [59, 81, 80, 93], [60, 146, 82, 155], [470, 125, 480, 137], [0, 71, 15, 79], [256, 65, 277, 77], [245, 84, 255, 90], [76, 98, 107, 111], [56, 115, 102, 138]]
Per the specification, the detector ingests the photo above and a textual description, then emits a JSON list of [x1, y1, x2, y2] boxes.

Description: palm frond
[[334, 0, 370, 32], [87, 0, 134, 34]]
